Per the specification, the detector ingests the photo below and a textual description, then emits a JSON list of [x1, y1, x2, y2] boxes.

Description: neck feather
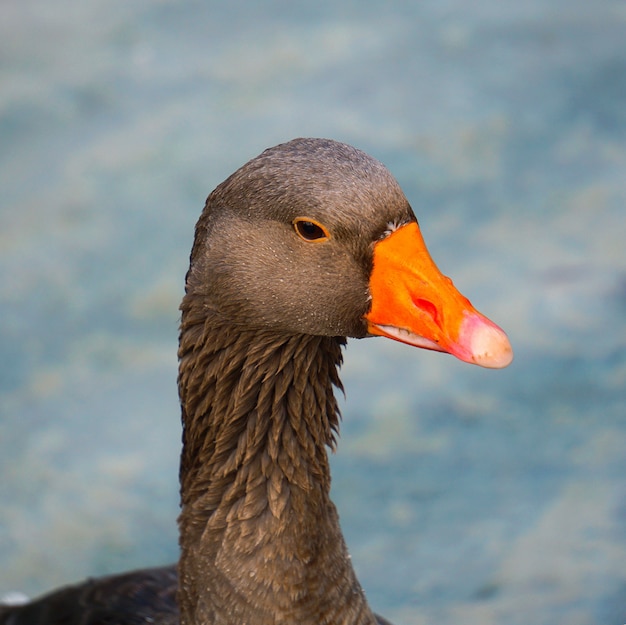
[[176, 300, 377, 625]]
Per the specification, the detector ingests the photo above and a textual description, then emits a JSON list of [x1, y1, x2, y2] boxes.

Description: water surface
[[1, 2, 625, 623]]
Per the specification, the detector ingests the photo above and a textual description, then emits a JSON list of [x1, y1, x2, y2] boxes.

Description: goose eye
[[293, 218, 330, 242]]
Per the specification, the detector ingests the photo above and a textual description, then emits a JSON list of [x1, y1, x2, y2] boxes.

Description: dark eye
[[293, 218, 330, 242]]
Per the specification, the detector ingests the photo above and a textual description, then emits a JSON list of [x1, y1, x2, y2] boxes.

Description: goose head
[[185, 138, 512, 369]]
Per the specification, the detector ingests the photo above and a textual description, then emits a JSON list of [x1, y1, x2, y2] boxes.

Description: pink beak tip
[[460, 314, 513, 369]]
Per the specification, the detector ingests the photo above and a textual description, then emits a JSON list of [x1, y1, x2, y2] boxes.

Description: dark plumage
[[0, 138, 512, 625]]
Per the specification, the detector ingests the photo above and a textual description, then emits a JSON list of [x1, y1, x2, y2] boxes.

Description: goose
[[0, 138, 512, 625]]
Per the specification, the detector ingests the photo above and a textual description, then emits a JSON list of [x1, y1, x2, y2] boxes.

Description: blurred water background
[[1, 1, 626, 624]]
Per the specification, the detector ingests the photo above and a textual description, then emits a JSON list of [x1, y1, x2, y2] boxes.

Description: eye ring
[[292, 217, 330, 242]]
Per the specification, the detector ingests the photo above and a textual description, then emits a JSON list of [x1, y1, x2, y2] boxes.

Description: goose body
[[0, 138, 512, 625]]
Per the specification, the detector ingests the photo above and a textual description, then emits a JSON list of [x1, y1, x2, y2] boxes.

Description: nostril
[[413, 298, 439, 327]]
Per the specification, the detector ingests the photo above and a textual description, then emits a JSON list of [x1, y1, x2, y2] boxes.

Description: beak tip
[[464, 317, 513, 369]]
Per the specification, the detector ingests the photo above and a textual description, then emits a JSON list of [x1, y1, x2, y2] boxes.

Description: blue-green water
[[1, 2, 625, 623]]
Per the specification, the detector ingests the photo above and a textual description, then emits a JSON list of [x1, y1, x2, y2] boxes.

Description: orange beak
[[365, 222, 513, 369]]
